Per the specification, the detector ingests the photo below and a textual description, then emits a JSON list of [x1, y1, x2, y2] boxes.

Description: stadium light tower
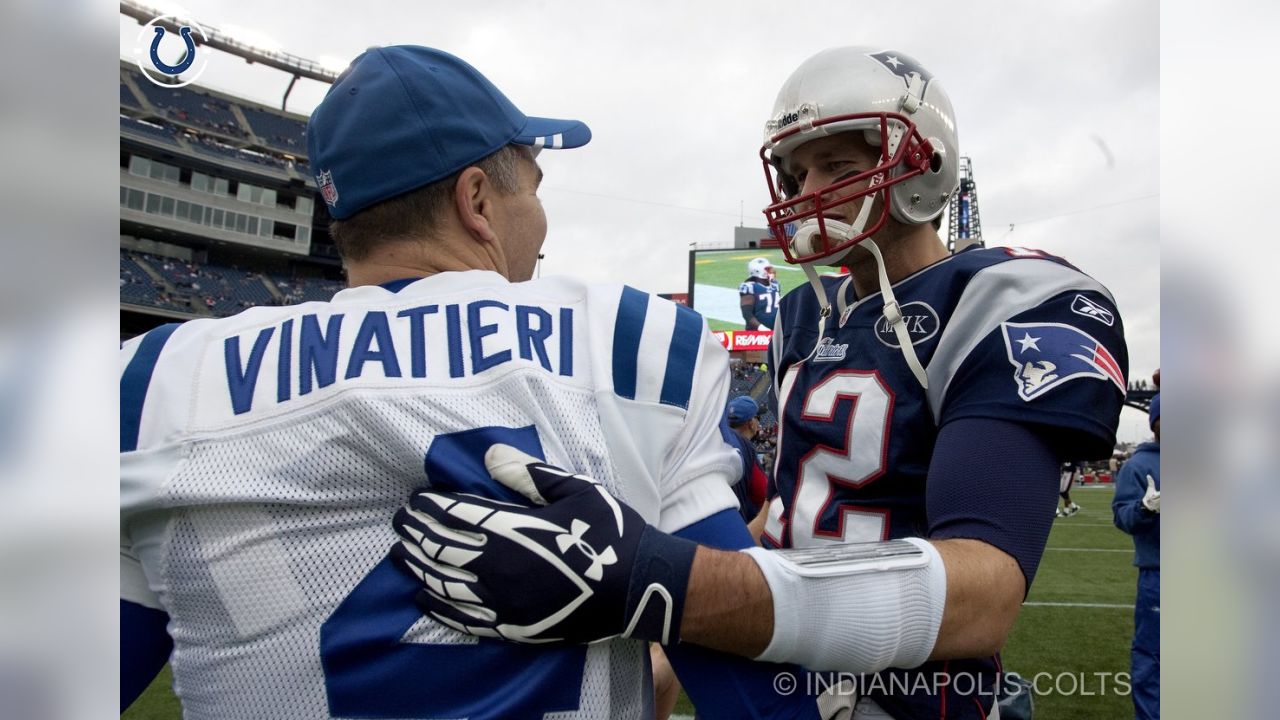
[[946, 156, 983, 253]]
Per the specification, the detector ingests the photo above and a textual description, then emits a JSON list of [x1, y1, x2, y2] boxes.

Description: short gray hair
[[328, 144, 526, 262]]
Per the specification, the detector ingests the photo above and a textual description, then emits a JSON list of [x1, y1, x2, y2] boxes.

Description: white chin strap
[[789, 194, 929, 390]]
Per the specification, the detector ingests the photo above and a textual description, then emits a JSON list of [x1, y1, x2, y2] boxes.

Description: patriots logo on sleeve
[[1001, 322, 1126, 401]]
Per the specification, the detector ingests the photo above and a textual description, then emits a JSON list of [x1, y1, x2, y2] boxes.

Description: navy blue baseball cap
[[1148, 393, 1160, 428], [727, 396, 760, 425], [307, 45, 591, 220]]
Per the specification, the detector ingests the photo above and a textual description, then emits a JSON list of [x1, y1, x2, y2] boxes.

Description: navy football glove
[[392, 444, 697, 645]]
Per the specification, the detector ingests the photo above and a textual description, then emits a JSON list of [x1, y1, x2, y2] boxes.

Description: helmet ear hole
[[929, 151, 943, 173]]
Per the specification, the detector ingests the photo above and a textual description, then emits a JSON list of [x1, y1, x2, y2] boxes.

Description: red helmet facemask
[[759, 111, 936, 266]]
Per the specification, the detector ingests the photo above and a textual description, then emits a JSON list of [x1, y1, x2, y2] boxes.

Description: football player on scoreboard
[[740, 257, 781, 330]]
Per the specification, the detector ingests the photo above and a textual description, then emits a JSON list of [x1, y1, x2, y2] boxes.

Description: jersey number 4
[[319, 426, 587, 719], [764, 370, 895, 546]]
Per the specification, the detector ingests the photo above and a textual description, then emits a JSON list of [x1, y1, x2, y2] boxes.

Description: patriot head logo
[[1001, 322, 1125, 401], [868, 51, 933, 91]]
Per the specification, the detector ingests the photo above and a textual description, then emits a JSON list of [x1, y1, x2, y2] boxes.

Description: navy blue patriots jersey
[[761, 246, 1127, 718], [739, 277, 781, 329]]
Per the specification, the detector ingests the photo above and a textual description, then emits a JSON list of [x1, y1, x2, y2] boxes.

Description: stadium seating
[[132, 78, 245, 137], [120, 252, 192, 312], [121, 249, 345, 318], [120, 116, 181, 147], [271, 274, 345, 304], [121, 81, 142, 110], [121, 66, 309, 174], [188, 137, 289, 170], [240, 106, 307, 155]]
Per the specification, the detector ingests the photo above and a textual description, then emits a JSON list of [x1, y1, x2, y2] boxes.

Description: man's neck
[[344, 238, 504, 288], [842, 228, 948, 299]]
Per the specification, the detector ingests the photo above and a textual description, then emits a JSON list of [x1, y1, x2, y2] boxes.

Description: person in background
[[723, 395, 769, 525], [739, 257, 780, 330], [1056, 460, 1083, 517], [1112, 392, 1160, 720]]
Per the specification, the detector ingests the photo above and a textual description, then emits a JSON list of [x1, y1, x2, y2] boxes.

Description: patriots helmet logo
[[1002, 322, 1125, 401], [868, 51, 933, 91]]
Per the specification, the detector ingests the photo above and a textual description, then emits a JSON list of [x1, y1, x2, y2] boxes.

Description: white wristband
[[743, 537, 947, 672]]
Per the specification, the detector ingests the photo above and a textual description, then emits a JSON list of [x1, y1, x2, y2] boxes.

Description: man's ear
[[454, 166, 498, 243]]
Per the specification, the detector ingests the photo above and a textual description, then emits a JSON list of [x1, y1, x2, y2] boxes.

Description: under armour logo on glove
[[392, 445, 699, 645], [557, 519, 617, 581]]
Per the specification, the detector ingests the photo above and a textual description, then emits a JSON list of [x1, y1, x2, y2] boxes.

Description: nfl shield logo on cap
[[317, 170, 339, 206]]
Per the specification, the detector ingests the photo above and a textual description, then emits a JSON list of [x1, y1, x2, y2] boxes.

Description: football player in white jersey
[[392, 47, 1128, 719], [121, 45, 818, 720]]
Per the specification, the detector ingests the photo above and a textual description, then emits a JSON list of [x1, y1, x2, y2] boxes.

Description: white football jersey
[[120, 270, 741, 720]]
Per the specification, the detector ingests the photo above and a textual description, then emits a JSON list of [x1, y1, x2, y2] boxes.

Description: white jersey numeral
[[765, 369, 894, 546]]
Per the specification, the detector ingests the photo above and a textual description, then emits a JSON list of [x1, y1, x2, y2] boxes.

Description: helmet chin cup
[[790, 218, 854, 264]]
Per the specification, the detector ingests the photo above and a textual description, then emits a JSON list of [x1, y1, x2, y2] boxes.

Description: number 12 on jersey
[[765, 369, 895, 547]]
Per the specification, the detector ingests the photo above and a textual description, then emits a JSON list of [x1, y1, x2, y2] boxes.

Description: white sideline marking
[[1052, 523, 1120, 527], [1023, 601, 1132, 609]]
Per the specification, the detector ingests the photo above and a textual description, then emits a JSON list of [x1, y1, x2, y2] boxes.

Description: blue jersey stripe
[[378, 278, 417, 294], [659, 305, 702, 409], [612, 286, 648, 400], [120, 323, 180, 453]]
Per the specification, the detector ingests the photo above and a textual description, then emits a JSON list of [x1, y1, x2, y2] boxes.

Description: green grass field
[[125, 487, 1140, 720], [670, 485, 1140, 719]]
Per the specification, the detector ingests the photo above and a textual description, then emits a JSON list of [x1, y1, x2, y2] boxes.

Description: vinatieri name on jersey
[[120, 270, 742, 720]]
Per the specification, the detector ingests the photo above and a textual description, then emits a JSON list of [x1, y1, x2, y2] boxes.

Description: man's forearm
[[928, 538, 1023, 660], [679, 546, 773, 657], [677, 537, 1025, 666]]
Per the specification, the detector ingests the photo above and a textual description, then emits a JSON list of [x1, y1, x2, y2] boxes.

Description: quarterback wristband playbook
[[743, 537, 946, 672]]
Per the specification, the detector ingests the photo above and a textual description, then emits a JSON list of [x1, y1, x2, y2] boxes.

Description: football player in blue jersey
[[393, 47, 1128, 719], [740, 257, 781, 330]]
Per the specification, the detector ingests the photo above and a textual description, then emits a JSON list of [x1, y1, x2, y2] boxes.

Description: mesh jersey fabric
[[120, 270, 741, 720]]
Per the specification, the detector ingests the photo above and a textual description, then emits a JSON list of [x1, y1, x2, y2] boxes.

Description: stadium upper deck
[[120, 60, 346, 337], [119, 61, 311, 178]]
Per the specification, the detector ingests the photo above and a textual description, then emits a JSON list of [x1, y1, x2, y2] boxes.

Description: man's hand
[[392, 444, 697, 645], [1142, 474, 1160, 513]]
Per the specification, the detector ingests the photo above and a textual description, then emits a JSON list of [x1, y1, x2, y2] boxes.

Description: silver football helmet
[[760, 47, 960, 266], [747, 257, 775, 281], [758, 47, 959, 389]]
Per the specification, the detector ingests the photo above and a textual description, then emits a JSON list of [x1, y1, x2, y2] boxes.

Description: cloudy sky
[[120, 0, 1159, 442]]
